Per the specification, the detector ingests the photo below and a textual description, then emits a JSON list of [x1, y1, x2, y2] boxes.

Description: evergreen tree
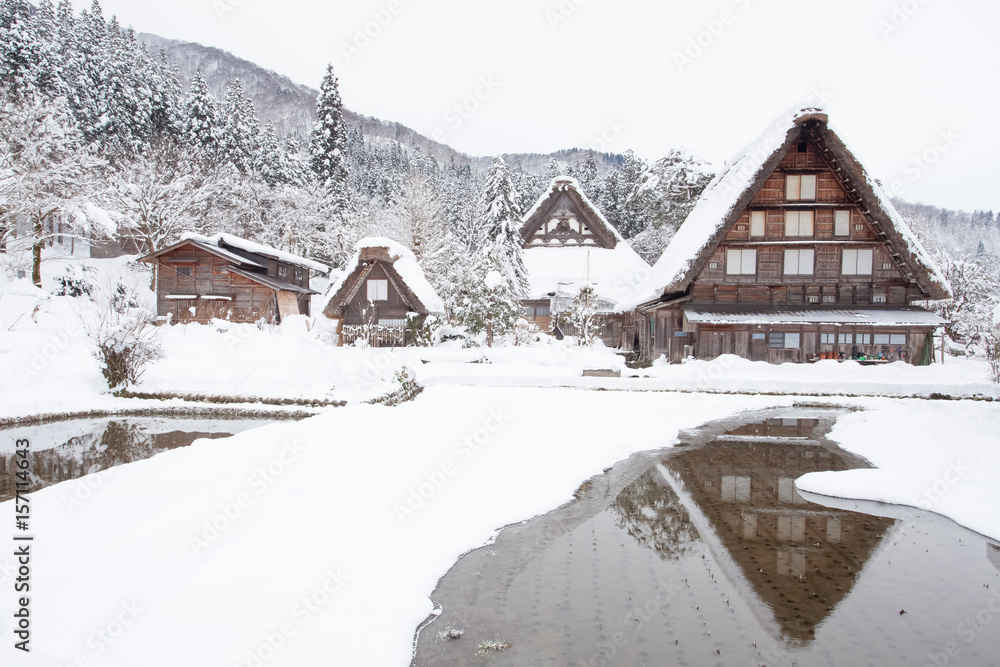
[[219, 78, 261, 175], [578, 152, 600, 199], [456, 253, 520, 347], [480, 156, 528, 296], [183, 70, 219, 157], [0, 0, 38, 95], [544, 157, 560, 180], [309, 64, 349, 215]]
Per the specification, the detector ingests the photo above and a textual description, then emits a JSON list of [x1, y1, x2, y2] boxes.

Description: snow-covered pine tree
[[309, 64, 349, 216], [219, 78, 261, 175], [148, 52, 182, 141], [510, 161, 543, 215], [480, 156, 528, 296], [183, 70, 219, 158], [0, 0, 39, 95], [544, 157, 560, 180], [456, 253, 520, 347], [578, 152, 600, 200]]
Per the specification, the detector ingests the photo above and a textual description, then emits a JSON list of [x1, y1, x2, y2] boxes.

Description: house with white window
[[321, 237, 444, 347], [519, 176, 650, 345], [620, 106, 951, 364]]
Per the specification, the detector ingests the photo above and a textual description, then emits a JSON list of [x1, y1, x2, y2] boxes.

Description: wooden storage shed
[[139, 233, 330, 324]]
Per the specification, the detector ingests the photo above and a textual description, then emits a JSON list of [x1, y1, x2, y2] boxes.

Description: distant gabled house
[[321, 237, 444, 347], [520, 176, 650, 346], [139, 233, 330, 324], [621, 107, 951, 364]]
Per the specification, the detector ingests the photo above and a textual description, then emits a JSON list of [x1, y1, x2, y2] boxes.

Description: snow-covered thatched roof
[[520, 176, 648, 305], [181, 232, 331, 274], [322, 237, 444, 316], [520, 175, 625, 247], [619, 106, 952, 310]]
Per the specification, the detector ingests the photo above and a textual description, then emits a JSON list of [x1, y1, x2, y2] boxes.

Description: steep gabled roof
[[321, 237, 444, 317], [520, 176, 624, 249], [620, 106, 952, 310]]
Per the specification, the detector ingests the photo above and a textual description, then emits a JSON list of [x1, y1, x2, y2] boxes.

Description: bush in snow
[[509, 317, 539, 346], [83, 278, 162, 392], [52, 264, 98, 297], [985, 330, 1000, 384]]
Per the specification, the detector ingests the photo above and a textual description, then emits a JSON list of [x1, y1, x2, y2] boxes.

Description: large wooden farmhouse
[[520, 176, 650, 345], [322, 237, 444, 347], [622, 107, 951, 364], [139, 233, 330, 324]]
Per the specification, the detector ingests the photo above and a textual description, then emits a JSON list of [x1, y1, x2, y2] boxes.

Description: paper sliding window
[[366, 279, 388, 302], [726, 248, 757, 275], [750, 211, 766, 237], [783, 248, 815, 275], [834, 210, 851, 236], [842, 248, 874, 275], [784, 210, 814, 237], [785, 174, 817, 201]]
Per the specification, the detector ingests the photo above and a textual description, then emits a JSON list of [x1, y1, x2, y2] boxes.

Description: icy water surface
[[0, 416, 293, 501], [413, 408, 1000, 667]]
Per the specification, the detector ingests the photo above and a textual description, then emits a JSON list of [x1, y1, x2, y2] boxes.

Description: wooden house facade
[[139, 233, 329, 324], [322, 238, 444, 347], [622, 108, 951, 365], [519, 177, 650, 347]]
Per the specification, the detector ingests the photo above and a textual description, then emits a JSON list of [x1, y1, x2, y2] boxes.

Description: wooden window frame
[[784, 210, 814, 237], [783, 248, 815, 275], [785, 174, 817, 201], [726, 248, 757, 275], [834, 210, 851, 237], [842, 248, 874, 276], [366, 279, 388, 302]]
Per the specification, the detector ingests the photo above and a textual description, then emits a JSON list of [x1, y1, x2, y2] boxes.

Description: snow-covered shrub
[[83, 279, 162, 392], [509, 317, 539, 346], [52, 264, 97, 297], [984, 330, 1000, 384]]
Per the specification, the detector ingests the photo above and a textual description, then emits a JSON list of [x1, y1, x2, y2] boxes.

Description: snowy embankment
[[797, 400, 1000, 542], [0, 387, 791, 667]]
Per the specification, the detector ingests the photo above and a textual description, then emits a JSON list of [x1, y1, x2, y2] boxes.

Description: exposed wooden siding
[[342, 261, 416, 325]]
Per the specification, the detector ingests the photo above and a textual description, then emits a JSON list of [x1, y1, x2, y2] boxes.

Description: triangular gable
[[520, 176, 621, 250], [621, 107, 951, 309], [321, 238, 444, 317]]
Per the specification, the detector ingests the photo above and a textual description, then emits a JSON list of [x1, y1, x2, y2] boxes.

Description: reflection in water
[[413, 410, 1000, 667], [611, 467, 699, 561], [662, 417, 894, 642], [0, 418, 275, 501]]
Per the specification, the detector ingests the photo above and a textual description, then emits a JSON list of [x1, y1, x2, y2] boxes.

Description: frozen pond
[[0, 415, 297, 501], [413, 408, 1000, 666]]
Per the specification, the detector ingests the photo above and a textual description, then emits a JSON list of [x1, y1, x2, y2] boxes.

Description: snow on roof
[[618, 105, 952, 310], [524, 243, 650, 305], [181, 232, 331, 274], [620, 106, 822, 309], [322, 236, 444, 315], [683, 306, 946, 327], [521, 175, 625, 244]]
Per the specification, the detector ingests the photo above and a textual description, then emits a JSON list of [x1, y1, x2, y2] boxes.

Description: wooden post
[[940, 328, 945, 364]]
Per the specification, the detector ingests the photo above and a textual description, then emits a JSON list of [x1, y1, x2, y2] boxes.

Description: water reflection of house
[[662, 418, 894, 642]]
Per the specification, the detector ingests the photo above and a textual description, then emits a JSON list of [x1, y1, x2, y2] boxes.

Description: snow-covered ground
[[3, 253, 1000, 666]]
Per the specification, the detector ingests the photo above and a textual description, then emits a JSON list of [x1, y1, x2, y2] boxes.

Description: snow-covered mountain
[[136, 33, 626, 174]]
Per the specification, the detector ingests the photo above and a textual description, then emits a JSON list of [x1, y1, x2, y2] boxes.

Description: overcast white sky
[[79, 0, 998, 211]]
